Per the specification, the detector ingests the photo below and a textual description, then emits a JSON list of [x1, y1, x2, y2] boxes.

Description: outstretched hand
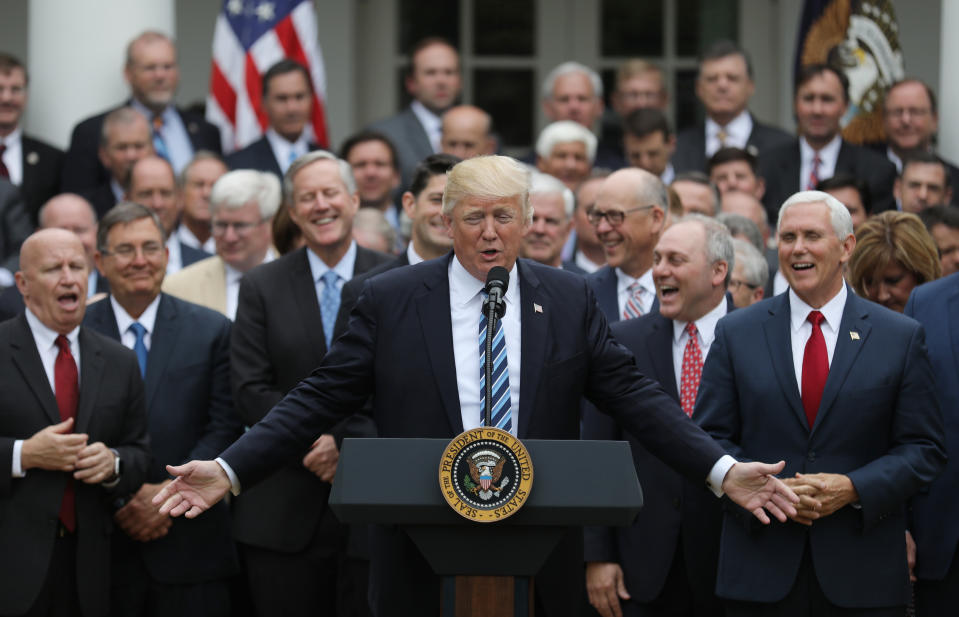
[[722, 460, 799, 524], [152, 460, 231, 519]]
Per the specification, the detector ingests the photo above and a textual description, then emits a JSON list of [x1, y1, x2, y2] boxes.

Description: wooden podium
[[329, 438, 643, 617]]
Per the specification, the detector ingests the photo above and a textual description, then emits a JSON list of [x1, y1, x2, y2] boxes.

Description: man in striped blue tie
[[156, 155, 800, 617]]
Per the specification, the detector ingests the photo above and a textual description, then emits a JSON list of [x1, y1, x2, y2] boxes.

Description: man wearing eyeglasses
[[586, 167, 666, 322], [163, 169, 279, 320], [84, 201, 242, 617]]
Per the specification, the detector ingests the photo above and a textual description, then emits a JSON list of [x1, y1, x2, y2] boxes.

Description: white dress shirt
[[410, 100, 443, 153], [266, 128, 310, 175], [660, 163, 675, 186], [616, 267, 656, 317], [671, 297, 728, 395], [705, 111, 753, 158], [574, 250, 602, 274], [111, 294, 161, 352], [166, 234, 184, 276], [449, 257, 522, 435], [406, 243, 424, 265], [12, 309, 82, 477], [789, 285, 846, 392], [799, 135, 842, 191], [0, 127, 23, 185]]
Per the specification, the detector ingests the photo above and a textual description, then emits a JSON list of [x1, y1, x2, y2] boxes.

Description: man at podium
[[154, 155, 798, 617]]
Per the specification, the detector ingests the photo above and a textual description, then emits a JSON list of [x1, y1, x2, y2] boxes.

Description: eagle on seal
[[468, 456, 507, 498]]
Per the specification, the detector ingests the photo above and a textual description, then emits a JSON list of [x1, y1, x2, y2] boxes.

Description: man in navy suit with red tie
[[697, 190, 946, 616], [152, 156, 801, 617]]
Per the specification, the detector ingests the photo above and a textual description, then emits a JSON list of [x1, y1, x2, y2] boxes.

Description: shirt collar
[[615, 266, 655, 297], [266, 127, 310, 156], [407, 243, 424, 265], [706, 110, 752, 141], [449, 255, 520, 309], [24, 307, 80, 351], [410, 100, 442, 133], [672, 295, 728, 344], [1, 126, 22, 148], [306, 241, 357, 283], [130, 99, 174, 124], [799, 134, 842, 162], [111, 293, 162, 336], [788, 284, 846, 334]]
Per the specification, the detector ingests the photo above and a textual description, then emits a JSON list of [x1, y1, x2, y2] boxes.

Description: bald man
[[440, 105, 496, 159], [1, 229, 148, 617]]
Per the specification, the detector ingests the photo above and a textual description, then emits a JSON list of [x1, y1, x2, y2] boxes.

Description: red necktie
[[801, 311, 828, 429], [0, 144, 9, 179], [806, 153, 821, 190], [680, 323, 703, 417], [54, 335, 78, 532]]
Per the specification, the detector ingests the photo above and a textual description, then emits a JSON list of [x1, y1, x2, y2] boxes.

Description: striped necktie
[[623, 282, 644, 320], [479, 293, 512, 431]]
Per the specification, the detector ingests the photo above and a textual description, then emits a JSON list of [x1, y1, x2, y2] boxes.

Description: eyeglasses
[[212, 220, 264, 236], [102, 242, 164, 261], [586, 205, 655, 226], [728, 279, 759, 292]]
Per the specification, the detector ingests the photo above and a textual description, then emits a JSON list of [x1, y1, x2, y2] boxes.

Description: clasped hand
[[781, 472, 858, 525]]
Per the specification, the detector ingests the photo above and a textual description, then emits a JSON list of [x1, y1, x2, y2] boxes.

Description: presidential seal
[[439, 427, 534, 523]]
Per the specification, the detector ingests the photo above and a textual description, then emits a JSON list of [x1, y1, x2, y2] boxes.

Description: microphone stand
[[483, 296, 498, 428]]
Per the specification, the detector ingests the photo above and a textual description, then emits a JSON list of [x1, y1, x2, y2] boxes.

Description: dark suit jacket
[[586, 264, 659, 323], [696, 290, 946, 607], [0, 179, 32, 271], [19, 135, 64, 226], [80, 182, 119, 219], [225, 136, 320, 178], [229, 245, 390, 551], [84, 294, 242, 585], [0, 273, 110, 323], [583, 298, 733, 605], [368, 107, 434, 192], [221, 255, 727, 617], [335, 252, 411, 336], [758, 139, 897, 224], [0, 316, 149, 616], [671, 115, 793, 174], [62, 104, 221, 193], [904, 274, 959, 581], [178, 242, 210, 271]]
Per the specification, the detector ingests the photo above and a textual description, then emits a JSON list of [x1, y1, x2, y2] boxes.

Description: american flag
[[207, 0, 329, 153]]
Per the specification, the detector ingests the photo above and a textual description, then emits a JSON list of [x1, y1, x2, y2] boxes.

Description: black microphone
[[483, 266, 509, 319]]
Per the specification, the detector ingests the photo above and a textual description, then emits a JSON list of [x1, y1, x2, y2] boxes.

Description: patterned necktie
[[54, 335, 78, 532], [479, 293, 512, 431], [128, 322, 148, 378], [152, 114, 170, 161], [807, 153, 822, 190], [622, 282, 644, 320], [801, 311, 829, 429], [679, 323, 703, 417], [717, 128, 728, 148], [320, 271, 341, 348], [0, 144, 8, 178]]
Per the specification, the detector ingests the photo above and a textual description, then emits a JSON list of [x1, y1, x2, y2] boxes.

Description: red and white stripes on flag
[[207, 0, 329, 153]]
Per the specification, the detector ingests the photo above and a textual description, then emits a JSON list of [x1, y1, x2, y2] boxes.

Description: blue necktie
[[151, 114, 170, 162], [128, 322, 148, 378], [320, 271, 341, 347], [479, 294, 512, 431]]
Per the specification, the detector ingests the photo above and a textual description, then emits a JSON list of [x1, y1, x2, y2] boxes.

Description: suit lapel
[[10, 315, 61, 425], [648, 314, 679, 401], [290, 248, 328, 360], [75, 328, 106, 433], [835, 141, 854, 175], [594, 267, 619, 323], [415, 257, 462, 433], [783, 143, 802, 195], [763, 294, 807, 429], [518, 262, 547, 438], [19, 139, 39, 199], [144, 295, 179, 411], [948, 284, 959, 379], [259, 138, 283, 177], [812, 292, 871, 434], [402, 107, 434, 157]]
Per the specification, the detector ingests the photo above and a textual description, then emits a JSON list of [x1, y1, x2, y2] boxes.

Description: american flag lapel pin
[[849, 331, 860, 341], [533, 303, 543, 314]]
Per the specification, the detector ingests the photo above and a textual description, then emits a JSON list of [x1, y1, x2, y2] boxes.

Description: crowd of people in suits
[[0, 27, 957, 617]]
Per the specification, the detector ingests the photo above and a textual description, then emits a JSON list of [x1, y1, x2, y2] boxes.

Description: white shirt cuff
[[706, 454, 738, 497], [12, 440, 25, 477], [215, 457, 241, 496]]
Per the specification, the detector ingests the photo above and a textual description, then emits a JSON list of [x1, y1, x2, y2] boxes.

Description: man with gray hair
[[227, 150, 389, 617], [585, 214, 735, 617], [154, 154, 800, 617], [81, 107, 154, 218], [163, 169, 280, 319], [521, 172, 579, 270], [697, 190, 945, 615], [535, 120, 596, 192], [63, 31, 221, 192], [729, 237, 767, 308], [177, 151, 228, 254]]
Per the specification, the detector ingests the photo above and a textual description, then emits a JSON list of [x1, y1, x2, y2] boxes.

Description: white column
[[26, 0, 175, 149], [939, 0, 959, 162]]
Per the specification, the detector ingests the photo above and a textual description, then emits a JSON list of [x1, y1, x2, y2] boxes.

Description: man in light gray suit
[[368, 37, 461, 191]]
